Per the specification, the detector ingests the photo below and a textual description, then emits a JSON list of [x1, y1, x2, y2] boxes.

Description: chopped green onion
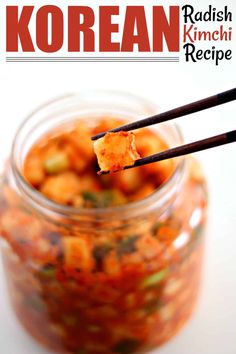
[[82, 190, 126, 208], [93, 244, 113, 266], [44, 153, 69, 174], [143, 299, 160, 314], [82, 191, 98, 204], [117, 236, 138, 257], [152, 222, 163, 235], [141, 268, 168, 289], [40, 264, 56, 278]]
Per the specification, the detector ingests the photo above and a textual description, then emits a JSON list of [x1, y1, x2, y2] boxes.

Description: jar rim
[[10, 90, 186, 221]]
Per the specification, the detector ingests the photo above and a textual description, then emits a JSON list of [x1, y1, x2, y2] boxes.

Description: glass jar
[[0, 91, 207, 354]]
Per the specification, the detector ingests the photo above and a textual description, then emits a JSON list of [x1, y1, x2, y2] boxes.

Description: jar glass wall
[[0, 92, 207, 354]]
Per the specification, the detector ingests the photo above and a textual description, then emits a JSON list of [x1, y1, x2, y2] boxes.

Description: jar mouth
[[10, 91, 186, 221]]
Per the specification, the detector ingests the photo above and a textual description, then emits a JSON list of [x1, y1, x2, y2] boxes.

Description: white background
[[0, 0, 236, 353]]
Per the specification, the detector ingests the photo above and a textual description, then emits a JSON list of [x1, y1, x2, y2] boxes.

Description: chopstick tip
[[91, 132, 106, 141]]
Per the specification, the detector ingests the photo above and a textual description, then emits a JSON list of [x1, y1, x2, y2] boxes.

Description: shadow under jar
[[0, 92, 207, 354]]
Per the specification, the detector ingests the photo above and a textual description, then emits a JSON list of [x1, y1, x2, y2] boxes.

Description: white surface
[[0, 0, 236, 353]]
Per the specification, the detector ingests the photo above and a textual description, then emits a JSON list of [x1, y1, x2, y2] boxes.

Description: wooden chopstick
[[99, 130, 236, 174], [91, 88, 236, 141]]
